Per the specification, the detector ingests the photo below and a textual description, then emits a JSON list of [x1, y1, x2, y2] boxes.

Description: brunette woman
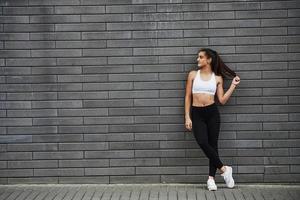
[[184, 48, 240, 191]]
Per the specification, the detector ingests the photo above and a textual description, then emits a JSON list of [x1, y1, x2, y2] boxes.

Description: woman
[[184, 48, 240, 191]]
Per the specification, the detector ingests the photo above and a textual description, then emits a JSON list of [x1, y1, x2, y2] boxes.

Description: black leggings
[[191, 102, 223, 177]]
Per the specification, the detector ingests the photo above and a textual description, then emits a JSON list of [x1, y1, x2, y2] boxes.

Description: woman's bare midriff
[[192, 93, 215, 107]]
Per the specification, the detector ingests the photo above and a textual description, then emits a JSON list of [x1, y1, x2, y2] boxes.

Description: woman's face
[[197, 51, 211, 67]]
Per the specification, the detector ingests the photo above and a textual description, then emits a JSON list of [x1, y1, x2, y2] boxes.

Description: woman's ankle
[[220, 166, 226, 174]]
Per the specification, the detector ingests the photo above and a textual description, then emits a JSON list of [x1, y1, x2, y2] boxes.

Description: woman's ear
[[208, 57, 212, 64]]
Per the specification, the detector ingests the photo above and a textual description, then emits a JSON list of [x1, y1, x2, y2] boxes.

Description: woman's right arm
[[185, 71, 194, 130]]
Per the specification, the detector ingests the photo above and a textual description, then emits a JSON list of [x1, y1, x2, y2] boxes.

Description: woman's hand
[[232, 75, 240, 86], [185, 118, 193, 131]]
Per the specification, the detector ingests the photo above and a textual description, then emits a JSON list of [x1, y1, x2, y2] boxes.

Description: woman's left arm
[[216, 75, 240, 105]]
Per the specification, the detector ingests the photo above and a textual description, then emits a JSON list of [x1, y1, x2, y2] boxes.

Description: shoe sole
[[226, 167, 235, 188]]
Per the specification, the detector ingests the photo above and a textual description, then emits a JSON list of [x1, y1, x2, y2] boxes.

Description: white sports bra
[[192, 69, 217, 95]]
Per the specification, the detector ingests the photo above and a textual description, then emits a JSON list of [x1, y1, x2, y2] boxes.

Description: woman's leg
[[191, 108, 224, 173], [207, 107, 221, 177]]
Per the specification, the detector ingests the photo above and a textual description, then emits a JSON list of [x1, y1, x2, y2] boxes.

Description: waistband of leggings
[[191, 102, 217, 110]]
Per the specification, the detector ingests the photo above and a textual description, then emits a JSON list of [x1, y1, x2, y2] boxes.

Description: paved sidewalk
[[0, 184, 299, 200]]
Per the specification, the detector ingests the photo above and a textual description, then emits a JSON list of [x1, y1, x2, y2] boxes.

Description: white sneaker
[[207, 178, 217, 191], [221, 166, 235, 188]]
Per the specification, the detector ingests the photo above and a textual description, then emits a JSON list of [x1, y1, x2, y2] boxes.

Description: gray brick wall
[[0, 0, 299, 184]]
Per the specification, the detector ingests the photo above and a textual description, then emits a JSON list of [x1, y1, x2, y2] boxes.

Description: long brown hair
[[198, 48, 236, 78]]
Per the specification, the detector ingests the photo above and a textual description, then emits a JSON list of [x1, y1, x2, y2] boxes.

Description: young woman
[[184, 48, 240, 191]]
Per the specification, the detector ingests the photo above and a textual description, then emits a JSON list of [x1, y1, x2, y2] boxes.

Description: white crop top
[[192, 69, 217, 95]]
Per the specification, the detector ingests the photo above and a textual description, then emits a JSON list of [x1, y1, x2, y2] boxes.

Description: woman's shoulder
[[214, 74, 223, 85], [187, 69, 198, 80]]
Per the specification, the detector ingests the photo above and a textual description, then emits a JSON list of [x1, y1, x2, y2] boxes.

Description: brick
[[32, 100, 82, 108], [110, 158, 159, 167], [57, 57, 107, 66], [5, 41, 55, 49], [107, 39, 157, 48], [58, 91, 108, 100], [6, 58, 56, 67], [158, 38, 208, 47], [31, 49, 81, 57], [133, 13, 183, 21], [8, 177, 58, 184], [59, 176, 108, 184], [7, 75, 56, 84], [83, 48, 131, 57], [3, 6, 54, 15], [82, 14, 131, 22], [184, 29, 234, 37], [59, 159, 109, 168], [133, 47, 183, 56], [33, 134, 83, 142], [55, 23, 105, 31], [134, 132, 184, 141], [235, 27, 287, 36], [0, 118, 32, 126], [136, 64, 180, 72], [84, 116, 134, 125], [109, 124, 158, 133], [85, 150, 134, 159], [83, 65, 133, 74], [82, 31, 131, 40], [58, 142, 108, 151], [136, 167, 185, 175], [261, 1, 300, 10], [0, 16, 29, 23], [0, 33, 29, 41], [4, 24, 54, 32], [7, 143, 57, 151], [109, 107, 159, 116], [106, 5, 156, 13], [84, 133, 134, 142], [0, 169, 33, 177], [0, 152, 32, 161], [85, 167, 134, 175], [209, 19, 260, 28], [55, 5, 105, 14], [32, 66, 82, 75], [133, 0, 181, 4], [34, 168, 84, 176], [109, 73, 158, 81], [30, 32, 80, 40], [110, 141, 159, 150], [33, 151, 83, 160], [0, 50, 30, 58], [209, 2, 260, 11], [56, 40, 106, 48], [157, 3, 208, 12], [83, 99, 133, 107], [237, 114, 288, 122], [0, 135, 32, 144], [134, 98, 184, 106], [58, 108, 108, 116], [109, 91, 159, 99], [107, 22, 156, 31], [7, 92, 57, 100], [135, 150, 185, 158], [7, 126, 57, 135], [29, 0, 80, 6], [58, 74, 108, 83], [8, 160, 58, 169], [184, 11, 234, 20]]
